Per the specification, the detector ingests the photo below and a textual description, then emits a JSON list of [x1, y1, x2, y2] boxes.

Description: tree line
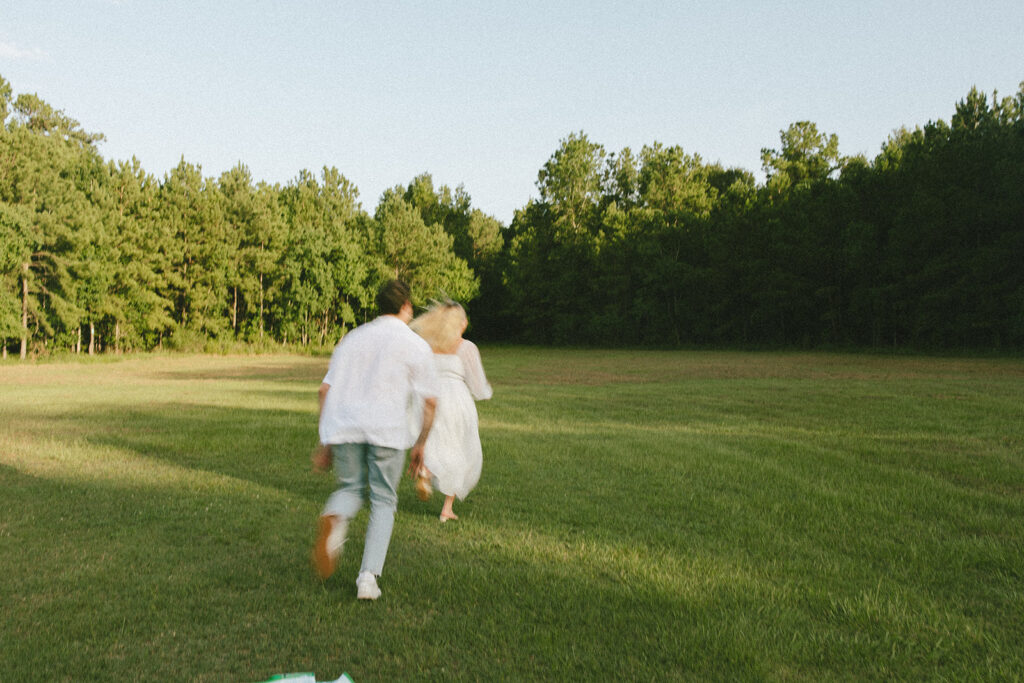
[[1, 74, 501, 358], [495, 85, 1024, 349], [2, 73, 1022, 358]]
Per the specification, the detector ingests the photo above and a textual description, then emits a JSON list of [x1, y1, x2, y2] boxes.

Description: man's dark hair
[[376, 279, 412, 315]]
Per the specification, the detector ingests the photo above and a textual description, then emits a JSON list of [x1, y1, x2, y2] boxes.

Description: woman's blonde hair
[[410, 300, 467, 353]]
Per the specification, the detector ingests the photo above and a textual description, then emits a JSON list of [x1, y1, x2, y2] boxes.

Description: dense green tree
[[0, 76, 12, 121], [503, 133, 612, 342], [0, 201, 25, 356], [879, 86, 1024, 348], [11, 92, 104, 147], [218, 167, 287, 342], [103, 157, 172, 351], [620, 144, 719, 344], [62, 145, 118, 354], [154, 159, 233, 344], [275, 167, 368, 345], [0, 103, 100, 357], [537, 131, 605, 238], [761, 121, 841, 194], [219, 164, 255, 336], [600, 147, 641, 212], [396, 173, 505, 335], [637, 143, 717, 218], [504, 200, 560, 341], [368, 191, 477, 305], [399, 173, 503, 273], [317, 166, 373, 334]]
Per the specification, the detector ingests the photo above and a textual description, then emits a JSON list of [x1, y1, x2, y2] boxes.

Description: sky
[[2, 1, 1023, 225]]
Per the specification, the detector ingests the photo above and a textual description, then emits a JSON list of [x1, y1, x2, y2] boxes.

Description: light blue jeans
[[322, 443, 406, 576]]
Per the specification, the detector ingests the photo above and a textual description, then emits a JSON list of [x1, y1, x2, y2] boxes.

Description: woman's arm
[[458, 340, 492, 400]]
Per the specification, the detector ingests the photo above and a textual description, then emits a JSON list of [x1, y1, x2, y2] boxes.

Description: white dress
[[423, 340, 492, 500]]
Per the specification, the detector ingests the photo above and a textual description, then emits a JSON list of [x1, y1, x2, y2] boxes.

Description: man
[[312, 279, 439, 600]]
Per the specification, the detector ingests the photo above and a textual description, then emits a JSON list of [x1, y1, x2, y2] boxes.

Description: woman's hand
[[407, 441, 425, 479]]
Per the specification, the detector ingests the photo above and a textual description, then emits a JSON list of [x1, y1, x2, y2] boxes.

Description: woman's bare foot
[[439, 495, 458, 522]]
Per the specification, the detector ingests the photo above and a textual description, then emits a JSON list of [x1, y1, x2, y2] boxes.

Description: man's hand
[[311, 443, 332, 473]]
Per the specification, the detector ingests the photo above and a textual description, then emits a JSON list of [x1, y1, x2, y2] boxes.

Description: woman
[[410, 300, 492, 521]]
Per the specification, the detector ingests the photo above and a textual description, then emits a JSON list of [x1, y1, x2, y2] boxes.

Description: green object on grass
[[257, 674, 353, 683]]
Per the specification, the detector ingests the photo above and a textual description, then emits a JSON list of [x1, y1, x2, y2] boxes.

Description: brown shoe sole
[[415, 477, 432, 501], [311, 515, 337, 579]]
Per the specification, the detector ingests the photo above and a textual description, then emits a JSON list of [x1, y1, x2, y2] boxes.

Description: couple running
[[311, 280, 491, 600]]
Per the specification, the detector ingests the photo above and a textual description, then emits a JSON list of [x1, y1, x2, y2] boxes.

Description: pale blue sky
[[2, 1, 1022, 224]]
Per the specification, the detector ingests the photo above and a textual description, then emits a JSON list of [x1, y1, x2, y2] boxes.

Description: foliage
[[2, 71, 1023, 354], [499, 85, 1024, 349], [0, 74, 487, 356]]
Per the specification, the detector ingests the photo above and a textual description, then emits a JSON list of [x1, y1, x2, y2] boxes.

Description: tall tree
[[368, 192, 477, 305], [219, 169, 286, 343], [276, 167, 367, 345], [156, 159, 232, 343], [399, 173, 503, 273], [761, 121, 841, 194], [0, 76, 12, 124], [219, 164, 262, 337], [63, 145, 117, 354], [0, 101, 99, 357], [536, 131, 605, 237], [103, 157, 172, 351], [0, 201, 25, 356]]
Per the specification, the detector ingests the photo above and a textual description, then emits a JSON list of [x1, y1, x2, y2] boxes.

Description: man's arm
[[318, 382, 330, 419], [312, 382, 333, 472], [407, 397, 437, 478]]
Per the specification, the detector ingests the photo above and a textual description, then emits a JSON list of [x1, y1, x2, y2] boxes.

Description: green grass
[[1, 349, 1022, 681]]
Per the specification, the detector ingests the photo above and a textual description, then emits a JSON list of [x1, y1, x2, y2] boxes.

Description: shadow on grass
[[6, 396, 322, 500], [1, 436, 774, 681], [1, 400, 781, 680], [0, 457, 338, 681]]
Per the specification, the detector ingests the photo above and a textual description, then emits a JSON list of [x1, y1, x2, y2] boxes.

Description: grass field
[[1, 348, 1022, 681]]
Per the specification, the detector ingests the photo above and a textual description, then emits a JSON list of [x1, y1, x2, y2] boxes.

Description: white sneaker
[[356, 571, 381, 600]]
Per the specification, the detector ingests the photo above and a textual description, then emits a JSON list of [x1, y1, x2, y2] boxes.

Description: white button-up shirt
[[319, 316, 440, 450]]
